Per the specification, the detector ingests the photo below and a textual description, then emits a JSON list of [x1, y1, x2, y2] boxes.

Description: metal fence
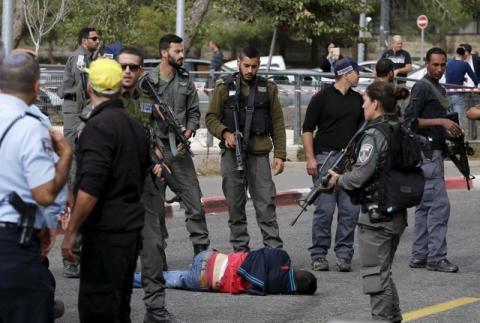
[[38, 67, 480, 142]]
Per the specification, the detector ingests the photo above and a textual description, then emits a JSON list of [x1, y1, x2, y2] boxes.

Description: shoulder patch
[[41, 138, 54, 157], [358, 143, 373, 163], [140, 102, 153, 113]]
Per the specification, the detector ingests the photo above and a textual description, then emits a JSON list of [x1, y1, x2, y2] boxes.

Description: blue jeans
[[162, 250, 210, 290], [448, 94, 466, 126], [309, 152, 360, 261]]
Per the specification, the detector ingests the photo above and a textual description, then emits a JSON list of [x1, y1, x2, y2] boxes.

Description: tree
[[14, 1, 26, 48], [183, 0, 211, 54], [389, 0, 470, 46], [23, 0, 69, 54], [217, 0, 371, 43]]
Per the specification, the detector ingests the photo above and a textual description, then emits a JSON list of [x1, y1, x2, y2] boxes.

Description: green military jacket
[[205, 76, 287, 160], [121, 88, 153, 127], [146, 65, 200, 140], [61, 46, 92, 113]]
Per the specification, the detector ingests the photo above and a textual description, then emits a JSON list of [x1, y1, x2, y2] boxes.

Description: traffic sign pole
[[421, 28, 425, 62], [417, 15, 428, 62]]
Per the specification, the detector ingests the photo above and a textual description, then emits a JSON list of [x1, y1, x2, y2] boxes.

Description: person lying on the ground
[[466, 107, 480, 120], [134, 247, 317, 295]]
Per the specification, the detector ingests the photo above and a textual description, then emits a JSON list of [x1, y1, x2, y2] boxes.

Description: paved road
[[52, 189, 480, 322]]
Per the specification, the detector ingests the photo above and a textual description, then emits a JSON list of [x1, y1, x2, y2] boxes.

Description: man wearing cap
[[302, 58, 363, 272], [61, 59, 153, 322], [144, 34, 210, 256], [0, 52, 72, 322]]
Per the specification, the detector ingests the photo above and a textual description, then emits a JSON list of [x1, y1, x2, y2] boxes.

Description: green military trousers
[[358, 210, 407, 322], [140, 175, 168, 320]]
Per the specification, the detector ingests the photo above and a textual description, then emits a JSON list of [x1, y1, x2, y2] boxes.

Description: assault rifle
[[290, 152, 334, 226], [290, 123, 365, 226], [92, 41, 104, 61], [151, 136, 182, 203], [232, 75, 244, 171], [140, 76, 192, 155], [445, 112, 475, 190]]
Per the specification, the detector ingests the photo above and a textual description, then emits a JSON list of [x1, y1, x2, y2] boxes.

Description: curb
[[165, 175, 480, 218]]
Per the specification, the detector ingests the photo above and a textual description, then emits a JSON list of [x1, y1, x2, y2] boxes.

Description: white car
[[405, 67, 445, 89], [223, 55, 287, 71], [359, 60, 422, 74]]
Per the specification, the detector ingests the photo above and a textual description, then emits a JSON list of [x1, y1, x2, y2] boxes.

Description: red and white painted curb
[[165, 175, 480, 218]]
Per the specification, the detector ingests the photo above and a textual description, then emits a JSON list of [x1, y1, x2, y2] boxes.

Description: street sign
[[417, 15, 428, 29]]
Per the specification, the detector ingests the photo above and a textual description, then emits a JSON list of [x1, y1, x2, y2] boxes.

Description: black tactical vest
[[221, 74, 271, 136]]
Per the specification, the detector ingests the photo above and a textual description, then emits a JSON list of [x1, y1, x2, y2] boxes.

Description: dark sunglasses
[[87, 37, 99, 41], [120, 64, 141, 72]]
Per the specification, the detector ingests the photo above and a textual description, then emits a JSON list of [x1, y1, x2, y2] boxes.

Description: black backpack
[[368, 122, 425, 213]]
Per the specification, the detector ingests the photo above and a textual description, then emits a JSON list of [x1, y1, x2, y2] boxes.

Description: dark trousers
[[358, 211, 407, 322], [0, 227, 54, 323], [141, 176, 168, 317], [161, 146, 210, 247], [79, 229, 141, 323]]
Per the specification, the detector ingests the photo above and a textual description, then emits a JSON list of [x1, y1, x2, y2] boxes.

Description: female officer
[[327, 81, 407, 323]]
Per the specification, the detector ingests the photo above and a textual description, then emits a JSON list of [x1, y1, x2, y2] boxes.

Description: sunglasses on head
[[120, 63, 141, 72], [87, 37, 99, 41]]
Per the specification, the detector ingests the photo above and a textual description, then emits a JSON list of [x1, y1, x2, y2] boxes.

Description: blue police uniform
[[0, 94, 59, 323]]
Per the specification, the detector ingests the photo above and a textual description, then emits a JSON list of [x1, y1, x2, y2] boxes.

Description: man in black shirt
[[302, 58, 363, 272], [61, 59, 154, 322], [381, 35, 413, 80], [404, 47, 461, 273]]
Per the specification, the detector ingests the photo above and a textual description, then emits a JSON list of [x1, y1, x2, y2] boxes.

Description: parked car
[[223, 55, 287, 71], [358, 60, 422, 74], [405, 67, 446, 89], [143, 58, 233, 74]]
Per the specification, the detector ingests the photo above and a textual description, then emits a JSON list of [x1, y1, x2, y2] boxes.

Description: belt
[[0, 221, 18, 228]]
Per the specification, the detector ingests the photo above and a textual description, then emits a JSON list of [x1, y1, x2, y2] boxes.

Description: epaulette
[[177, 66, 189, 77]]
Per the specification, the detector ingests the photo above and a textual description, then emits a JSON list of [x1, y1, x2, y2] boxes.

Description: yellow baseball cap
[[86, 58, 122, 95]]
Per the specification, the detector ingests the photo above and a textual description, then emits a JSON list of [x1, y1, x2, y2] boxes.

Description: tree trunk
[[13, 0, 26, 48], [48, 40, 55, 63], [183, 0, 210, 56]]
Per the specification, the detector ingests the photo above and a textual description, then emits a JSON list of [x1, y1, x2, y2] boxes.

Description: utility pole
[[1, 0, 14, 54], [176, 0, 185, 39], [357, 0, 367, 62], [379, 0, 390, 51]]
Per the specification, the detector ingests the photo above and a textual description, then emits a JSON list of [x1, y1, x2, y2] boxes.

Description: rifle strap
[[242, 80, 256, 152], [168, 131, 178, 156], [419, 78, 449, 111]]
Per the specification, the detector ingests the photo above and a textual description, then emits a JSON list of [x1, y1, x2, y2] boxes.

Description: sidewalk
[[166, 159, 480, 217]]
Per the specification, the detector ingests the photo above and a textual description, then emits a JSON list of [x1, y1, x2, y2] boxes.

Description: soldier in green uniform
[[143, 34, 210, 257], [117, 47, 177, 323], [205, 46, 286, 252]]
